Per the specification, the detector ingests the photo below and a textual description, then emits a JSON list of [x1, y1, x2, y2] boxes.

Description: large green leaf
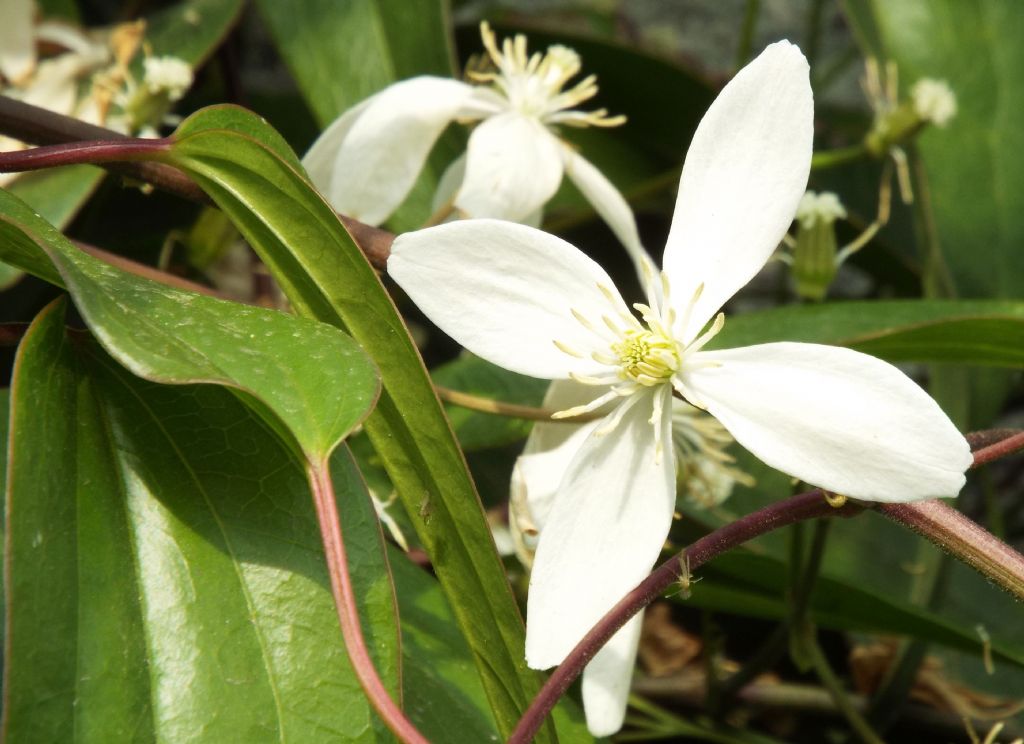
[[843, 0, 1024, 299], [712, 299, 1024, 367], [4, 301, 398, 741], [254, 0, 459, 232], [0, 187, 379, 462], [150, 107, 571, 741]]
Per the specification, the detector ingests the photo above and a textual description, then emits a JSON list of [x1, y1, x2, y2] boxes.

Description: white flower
[[0, 0, 115, 185], [508, 379, 750, 734], [303, 22, 646, 268], [795, 190, 847, 229], [911, 77, 957, 127], [142, 55, 193, 101], [388, 41, 972, 735]]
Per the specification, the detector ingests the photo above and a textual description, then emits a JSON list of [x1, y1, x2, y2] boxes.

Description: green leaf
[[0, 162, 105, 289], [5, 301, 399, 741], [432, 353, 549, 451], [144, 0, 246, 67], [678, 548, 1024, 667], [711, 299, 1024, 367], [0, 187, 380, 462], [392, 547, 593, 743], [844, 0, 1024, 299], [155, 107, 570, 741], [253, 0, 459, 232], [391, 549, 500, 742], [6, 165, 103, 229]]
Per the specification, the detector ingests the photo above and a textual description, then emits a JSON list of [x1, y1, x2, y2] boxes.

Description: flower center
[[469, 22, 625, 128], [611, 327, 679, 386]]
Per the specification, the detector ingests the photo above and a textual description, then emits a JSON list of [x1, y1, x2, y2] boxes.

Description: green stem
[[804, 0, 825, 69], [802, 635, 886, 744], [866, 554, 952, 731], [812, 144, 869, 170], [736, 0, 761, 69]]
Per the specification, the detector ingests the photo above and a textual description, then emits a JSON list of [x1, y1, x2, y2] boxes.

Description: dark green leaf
[[0, 187, 380, 462], [1, 166, 104, 288], [5, 301, 399, 741], [712, 299, 1024, 367], [144, 0, 246, 67], [391, 549, 500, 743], [680, 548, 1024, 667]]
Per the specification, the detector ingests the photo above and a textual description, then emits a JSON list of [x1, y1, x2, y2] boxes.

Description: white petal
[[514, 381, 609, 533], [0, 0, 35, 84], [303, 76, 475, 226], [684, 343, 972, 501], [390, 219, 632, 379], [302, 96, 374, 201], [560, 143, 653, 277], [525, 388, 676, 669], [456, 112, 564, 222], [663, 42, 813, 342], [430, 154, 466, 219], [581, 613, 642, 737], [19, 56, 81, 116]]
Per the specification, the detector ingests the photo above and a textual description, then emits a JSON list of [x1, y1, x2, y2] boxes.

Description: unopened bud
[[792, 191, 846, 301]]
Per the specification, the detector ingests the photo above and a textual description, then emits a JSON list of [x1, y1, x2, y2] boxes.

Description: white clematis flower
[[389, 41, 972, 736], [303, 22, 647, 268], [509, 380, 751, 734]]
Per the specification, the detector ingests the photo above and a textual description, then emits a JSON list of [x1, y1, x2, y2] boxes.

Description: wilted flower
[[389, 41, 972, 735]]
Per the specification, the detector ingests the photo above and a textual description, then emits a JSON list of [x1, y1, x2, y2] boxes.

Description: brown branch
[[0, 95, 393, 270], [506, 491, 863, 743]]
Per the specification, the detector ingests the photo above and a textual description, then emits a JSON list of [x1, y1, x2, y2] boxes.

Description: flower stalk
[[308, 462, 428, 744]]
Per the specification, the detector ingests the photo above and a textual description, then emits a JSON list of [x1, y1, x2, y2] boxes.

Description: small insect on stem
[[676, 553, 700, 600]]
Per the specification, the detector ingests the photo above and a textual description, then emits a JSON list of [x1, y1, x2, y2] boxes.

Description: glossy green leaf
[[0, 161, 104, 289], [153, 107, 571, 741], [254, 0, 459, 232], [844, 0, 1024, 299], [712, 299, 1024, 367], [5, 302, 400, 740], [432, 353, 549, 451], [6, 165, 103, 229], [0, 187, 380, 462]]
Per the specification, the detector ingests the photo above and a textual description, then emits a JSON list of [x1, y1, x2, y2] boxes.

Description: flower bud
[[792, 191, 846, 301]]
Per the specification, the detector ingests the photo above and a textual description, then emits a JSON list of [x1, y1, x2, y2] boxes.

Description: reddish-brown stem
[[507, 491, 863, 744], [508, 430, 1024, 743], [0, 95, 394, 269], [0, 137, 171, 169], [307, 462, 428, 744], [969, 429, 1024, 467], [880, 499, 1024, 602]]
